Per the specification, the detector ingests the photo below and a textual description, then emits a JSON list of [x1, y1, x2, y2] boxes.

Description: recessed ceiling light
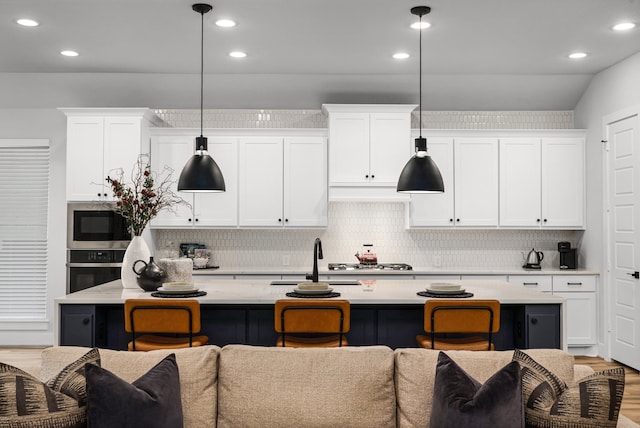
[[410, 21, 431, 30], [17, 18, 39, 27], [393, 52, 410, 60], [613, 22, 636, 31], [216, 19, 236, 28], [229, 51, 246, 58], [60, 50, 79, 57], [568, 52, 587, 59]]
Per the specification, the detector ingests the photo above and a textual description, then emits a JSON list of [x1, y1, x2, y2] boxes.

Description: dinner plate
[[156, 287, 200, 294], [293, 287, 334, 295], [425, 287, 467, 295]]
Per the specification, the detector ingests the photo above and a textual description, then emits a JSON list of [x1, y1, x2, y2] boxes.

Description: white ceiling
[[2, 0, 640, 110]]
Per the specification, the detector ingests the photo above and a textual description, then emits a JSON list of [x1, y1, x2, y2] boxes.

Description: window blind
[[0, 139, 49, 323]]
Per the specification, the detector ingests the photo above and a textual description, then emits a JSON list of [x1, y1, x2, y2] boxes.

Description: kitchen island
[[56, 279, 566, 351]]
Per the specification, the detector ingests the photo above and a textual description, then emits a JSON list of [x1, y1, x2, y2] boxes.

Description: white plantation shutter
[[0, 139, 49, 324]]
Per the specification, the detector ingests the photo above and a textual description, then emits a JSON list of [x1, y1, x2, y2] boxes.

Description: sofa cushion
[[0, 348, 99, 428], [41, 345, 219, 428], [394, 348, 575, 427], [430, 352, 524, 428], [217, 345, 396, 428], [513, 349, 625, 428], [86, 353, 183, 428]]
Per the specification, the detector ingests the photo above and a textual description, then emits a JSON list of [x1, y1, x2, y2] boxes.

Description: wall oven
[[66, 203, 130, 293], [67, 249, 125, 293]]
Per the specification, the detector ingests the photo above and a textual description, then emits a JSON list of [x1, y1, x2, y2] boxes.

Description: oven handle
[[67, 263, 122, 268]]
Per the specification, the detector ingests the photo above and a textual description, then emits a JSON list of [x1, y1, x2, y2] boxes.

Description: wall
[[574, 51, 640, 358]]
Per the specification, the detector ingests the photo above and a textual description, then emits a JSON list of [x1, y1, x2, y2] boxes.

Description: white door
[[499, 138, 541, 227], [328, 113, 369, 184], [608, 113, 640, 369], [409, 137, 454, 226], [238, 137, 283, 226], [283, 137, 327, 227], [66, 116, 105, 201], [454, 138, 499, 226], [103, 116, 144, 202]]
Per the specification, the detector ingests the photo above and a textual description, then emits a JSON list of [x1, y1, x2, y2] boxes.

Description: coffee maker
[[558, 242, 577, 269]]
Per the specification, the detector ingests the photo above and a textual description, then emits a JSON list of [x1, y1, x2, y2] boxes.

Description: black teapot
[[132, 257, 167, 292]]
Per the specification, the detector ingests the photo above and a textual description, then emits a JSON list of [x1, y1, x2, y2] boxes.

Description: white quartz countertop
[[56, 279, 566, 306], [192, 266, 598, 276]]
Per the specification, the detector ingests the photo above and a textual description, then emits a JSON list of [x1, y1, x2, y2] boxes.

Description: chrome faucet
[[305, 238, 323, 282]]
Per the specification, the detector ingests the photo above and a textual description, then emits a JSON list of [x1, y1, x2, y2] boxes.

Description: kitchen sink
[[269, 280, 362, 286]]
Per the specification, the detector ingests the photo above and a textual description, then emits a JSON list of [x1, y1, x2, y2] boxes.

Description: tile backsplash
[[155, 201, 579, 270]]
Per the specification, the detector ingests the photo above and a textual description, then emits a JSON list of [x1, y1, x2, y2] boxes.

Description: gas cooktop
[[328, 263, 413, 271]]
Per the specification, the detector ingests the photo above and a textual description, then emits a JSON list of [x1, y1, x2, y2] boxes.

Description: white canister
[[157, 258, 193, 283]]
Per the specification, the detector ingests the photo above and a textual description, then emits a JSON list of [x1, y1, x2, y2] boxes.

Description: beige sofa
[[32, 345, 637, 428]]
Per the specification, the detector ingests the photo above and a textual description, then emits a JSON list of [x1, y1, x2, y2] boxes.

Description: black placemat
[[151, 291, 208, 298], [285, 292, 341, 298], [417, 291, 474, 298]]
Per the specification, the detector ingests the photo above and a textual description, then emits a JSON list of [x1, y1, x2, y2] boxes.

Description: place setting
[[285, 282, 341, 298], [151, 282, 207, 298], [417, 282, 474, 298]]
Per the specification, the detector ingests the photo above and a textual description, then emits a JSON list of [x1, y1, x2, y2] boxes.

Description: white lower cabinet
[[552, 276, 597, 346]]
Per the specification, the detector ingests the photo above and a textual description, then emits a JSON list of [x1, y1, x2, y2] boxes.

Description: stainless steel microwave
[[67, 203, 131, 249]]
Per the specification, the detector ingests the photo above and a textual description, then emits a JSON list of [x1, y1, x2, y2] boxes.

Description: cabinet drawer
[[552, 276, 596, 292], [508, 275, 552, 292]]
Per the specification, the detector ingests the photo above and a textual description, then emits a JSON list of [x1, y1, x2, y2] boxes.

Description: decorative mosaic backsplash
[[154, 109, 574, 130], [155, 201, 579, 270]]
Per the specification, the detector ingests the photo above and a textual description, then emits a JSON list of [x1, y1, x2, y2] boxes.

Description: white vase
[[121, 236, 151, 289]]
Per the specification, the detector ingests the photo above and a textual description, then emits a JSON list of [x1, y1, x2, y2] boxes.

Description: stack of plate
[[293, 282, 333, 295], [156, 282, 199, 295], [426, 282, 466, 295]]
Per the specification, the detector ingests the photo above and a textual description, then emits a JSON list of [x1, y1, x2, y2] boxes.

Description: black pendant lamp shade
[[397, 6, 444, 193], [178, 3, 226, 192]]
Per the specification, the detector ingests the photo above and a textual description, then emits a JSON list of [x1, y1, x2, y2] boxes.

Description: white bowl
[[162, 281, 195, 291]]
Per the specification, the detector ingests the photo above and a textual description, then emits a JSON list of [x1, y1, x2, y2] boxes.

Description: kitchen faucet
[[305, 238, 323, 282]]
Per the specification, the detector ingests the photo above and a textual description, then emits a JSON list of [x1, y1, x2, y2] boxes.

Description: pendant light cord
[[419, 13, 423, 139], [199, 9, 205, 141]]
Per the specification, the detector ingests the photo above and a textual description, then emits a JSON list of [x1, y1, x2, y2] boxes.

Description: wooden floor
[[0, 348, 638, 423]]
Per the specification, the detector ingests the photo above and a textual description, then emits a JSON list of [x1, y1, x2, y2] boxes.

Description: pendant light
[[178, 3, 226, 192], [397, 6, 444, 193]]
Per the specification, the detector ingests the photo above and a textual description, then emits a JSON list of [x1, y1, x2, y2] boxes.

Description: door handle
[[628, 271, 640, 279]]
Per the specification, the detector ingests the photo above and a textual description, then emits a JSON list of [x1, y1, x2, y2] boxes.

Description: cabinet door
[[103, 116, 144, 202], [369, 113, 412, 184], [553, 292, 597, 345], [409, 137, 455, 226], [499, 138, 541, 227], [283, 137, 327, 227], [195, 137, 239, 227], [149, 136, 195, 226], [454, 138, 499, 226], [541, 138, 585, 228], [508, 275, 553, 292], [328, 113, 370, 184], [66, 116, 106, 201], [239, 137, 284, 226]]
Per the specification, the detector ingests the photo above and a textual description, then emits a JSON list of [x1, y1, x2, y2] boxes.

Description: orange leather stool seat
[[124, 299, 208, 351], [274, 299, 350, 348], [416, 299, 500, 351]]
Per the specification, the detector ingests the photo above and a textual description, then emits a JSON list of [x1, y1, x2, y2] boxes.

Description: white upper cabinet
[[323, 104, 415, 200], [499, 134, 584, 228], [410, 136, 499, 227], [149, 133, 238, 228], [63, 108, 158, 201], [239, 135, 327, 227], [408, 137, 455, 226], [454, 137, 499, 226]]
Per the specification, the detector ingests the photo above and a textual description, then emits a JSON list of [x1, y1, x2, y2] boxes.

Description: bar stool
[[274, 299, 350, 347], [416, 299, 500, 351], [124, 299, 209, 351]]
